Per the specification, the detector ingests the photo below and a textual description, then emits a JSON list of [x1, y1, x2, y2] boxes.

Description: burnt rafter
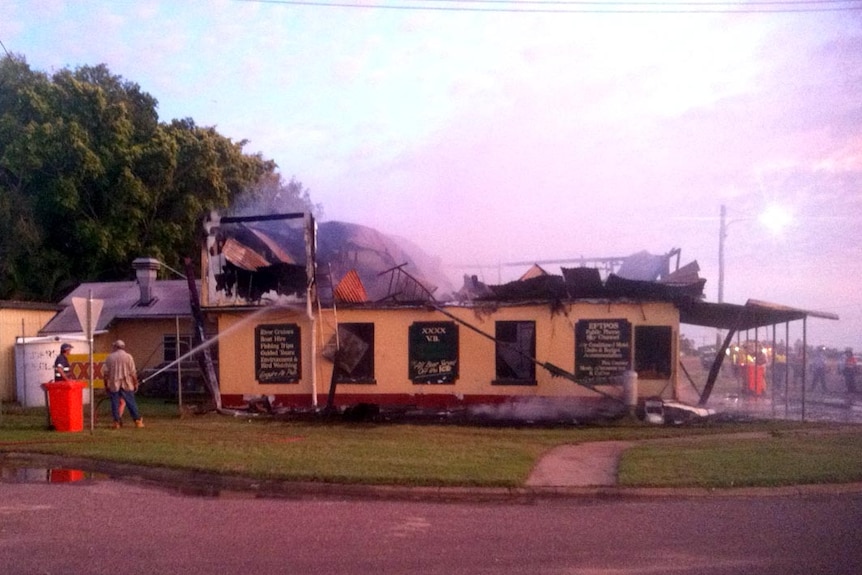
[[215, 262, 308, 302], [204, 214, 449, 306], [376, 263, 437, 303], [474, 270, 705, 304], [204, 211, 317, 305]]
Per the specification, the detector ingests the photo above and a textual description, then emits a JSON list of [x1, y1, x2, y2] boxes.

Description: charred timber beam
[[698, 328, 736, 406], [184, 257, 221, 411]]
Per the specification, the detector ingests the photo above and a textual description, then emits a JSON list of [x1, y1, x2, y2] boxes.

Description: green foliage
[[0, 54, 309, 301]]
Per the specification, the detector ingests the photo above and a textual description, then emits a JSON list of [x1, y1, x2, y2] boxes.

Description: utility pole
[[718, 204, 727, 305]]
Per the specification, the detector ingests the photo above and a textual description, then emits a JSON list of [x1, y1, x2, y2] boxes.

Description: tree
[[0, 54, 289, 301], [0, 54, 68, 298]]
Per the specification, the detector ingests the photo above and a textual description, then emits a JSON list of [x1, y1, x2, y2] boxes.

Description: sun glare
[[758, 204, 793, 235]]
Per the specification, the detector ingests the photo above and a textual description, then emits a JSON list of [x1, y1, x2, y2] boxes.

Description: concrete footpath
[[526, 440, 634, 487], [526, 432, 776, 488]]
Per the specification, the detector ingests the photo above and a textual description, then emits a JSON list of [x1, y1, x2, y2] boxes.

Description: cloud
[[4, 1, 860, 346]]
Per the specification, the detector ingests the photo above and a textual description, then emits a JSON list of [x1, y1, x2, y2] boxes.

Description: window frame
[[332, 322, 376, 384], [634, 325, 673, 380], [493, 320, 537, 386], [163, 334, 194, 363]]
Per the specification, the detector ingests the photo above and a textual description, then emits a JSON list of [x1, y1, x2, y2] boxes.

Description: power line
[[236, 0, 862, 14]]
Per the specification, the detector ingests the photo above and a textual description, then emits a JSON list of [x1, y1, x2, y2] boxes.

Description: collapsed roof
[[203, 212, 709, 308], [203, 215, 454, 306], [201, 210, 718, 309], [456, 249, 706, 304]]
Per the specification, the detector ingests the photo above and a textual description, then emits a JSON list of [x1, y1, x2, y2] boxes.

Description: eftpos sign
[[575, 319, 631, 380]]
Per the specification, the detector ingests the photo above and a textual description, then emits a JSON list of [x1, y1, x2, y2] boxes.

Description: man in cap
[[103, 340, 143, 428], [53, 342, 73, 381]]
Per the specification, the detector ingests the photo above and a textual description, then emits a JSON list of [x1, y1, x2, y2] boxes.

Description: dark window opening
[[164, 335, 193, 363], [495, 321, 536, 385], [330, 323, 375, 384], [634, 325, 672, 379]]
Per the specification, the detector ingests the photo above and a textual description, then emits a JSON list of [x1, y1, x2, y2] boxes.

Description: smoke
[[469, 396, 625, 423]]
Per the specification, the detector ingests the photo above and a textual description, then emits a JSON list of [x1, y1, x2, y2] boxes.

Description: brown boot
[[111, 421, 121, 430], [134, 419, 144, 428]]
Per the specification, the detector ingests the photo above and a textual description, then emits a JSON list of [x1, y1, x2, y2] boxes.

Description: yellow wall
[[215, 301, 679, 407], [70, 317, 195, 389], [103, 317, 196, 372], [0, 308, 58, 402]]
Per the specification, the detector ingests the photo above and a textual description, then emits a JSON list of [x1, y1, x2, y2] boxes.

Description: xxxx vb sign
[[68, 354, 108, 388], [408, 321, 459, 384]]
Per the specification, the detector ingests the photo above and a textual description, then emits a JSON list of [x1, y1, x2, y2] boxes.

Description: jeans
[[109, 389, 141, 421]]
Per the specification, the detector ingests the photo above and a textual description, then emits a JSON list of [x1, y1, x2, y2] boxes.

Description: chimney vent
[[132, 257, 161, 306]]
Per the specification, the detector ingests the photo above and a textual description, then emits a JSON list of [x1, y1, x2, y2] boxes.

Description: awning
[[678, 299, 838, 331], [678, 298, 838, 331]]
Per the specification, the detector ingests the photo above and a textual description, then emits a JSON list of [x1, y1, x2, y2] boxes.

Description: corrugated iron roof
[[221, 237, 271, 271], [484, 271, 704, 303], [659, 261, 701, 285], [333, 269, 369, 303], [39, 279, 194, 334], [519, 264, 549, 281], [615, 250, 670, 281], [248, 228, 297, 264], [0, 300, 61, 311]]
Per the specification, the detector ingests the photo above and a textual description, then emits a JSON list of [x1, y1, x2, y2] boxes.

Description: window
[[330, 323, 375, 384], [164, 335, 193, 362], [495, 321, 536, 385], [634, 325, 673, 379]]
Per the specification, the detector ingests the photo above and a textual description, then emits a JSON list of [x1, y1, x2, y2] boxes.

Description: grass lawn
[[2, 398, 861, 488], [619, 430, 862, 488]]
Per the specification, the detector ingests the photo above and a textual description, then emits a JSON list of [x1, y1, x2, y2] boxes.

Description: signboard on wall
[[255, 324, 301, 383], [575, 319, 631, 380], [408, 321, 458, 384]]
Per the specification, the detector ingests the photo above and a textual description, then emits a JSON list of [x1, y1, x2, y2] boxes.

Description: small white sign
[[72, 297, 104, 337]]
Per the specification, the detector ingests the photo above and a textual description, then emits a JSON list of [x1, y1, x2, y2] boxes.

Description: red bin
[[49, 469, 86, 482], [41, 380, 87, 432]]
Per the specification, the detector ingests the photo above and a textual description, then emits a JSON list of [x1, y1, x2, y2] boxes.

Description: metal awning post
[[87, 292, 94, 434], [176, 316, 183, 417], [801, 316, 808, 422], [784, 322, 790, 418], [771, 324, 777, 417]]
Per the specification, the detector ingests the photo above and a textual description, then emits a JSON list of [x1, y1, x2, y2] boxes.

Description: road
[[2, 480, 861, 574]]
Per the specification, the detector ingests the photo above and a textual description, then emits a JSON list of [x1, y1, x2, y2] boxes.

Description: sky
[[2, 0, 861, 349]]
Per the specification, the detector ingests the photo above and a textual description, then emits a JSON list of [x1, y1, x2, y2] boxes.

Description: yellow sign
[[68, 353, 108, 389]]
